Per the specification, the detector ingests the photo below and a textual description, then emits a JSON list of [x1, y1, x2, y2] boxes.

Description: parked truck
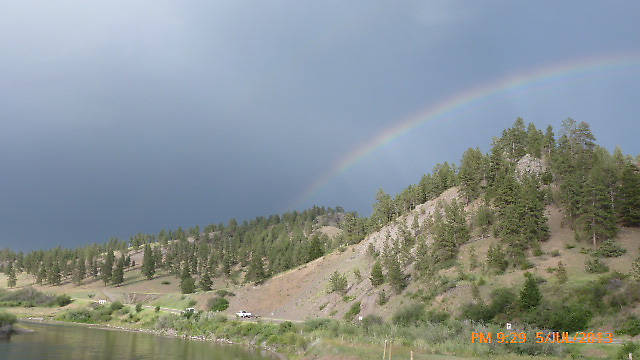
[[235, 310, 252, 318]]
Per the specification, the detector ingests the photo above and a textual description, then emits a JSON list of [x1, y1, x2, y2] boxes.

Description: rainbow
[[291, 52, 640, 209]]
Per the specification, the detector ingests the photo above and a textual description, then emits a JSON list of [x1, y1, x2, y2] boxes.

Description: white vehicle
[[235, 310, 252, 318]]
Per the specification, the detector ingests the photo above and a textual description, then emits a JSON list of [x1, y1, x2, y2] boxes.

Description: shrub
[[461, 302, 493, 323], [617, 342, 640, 360], [488, 288, 516, 316], [343, 301, 361, 322], [55, 294, 72, 307], [0, 311, 17, 326], [110, 301, 124, 311], [594, 239, 627, 258], [187, 299, 197, 307], [550, 249, 560, 257], [425, 309, 450, 324], [207, 297, 229, 311], [585, 257, 609, 273], [155, 306, 160, 312], [392, 303, 425, 326], [215, 289, 235, 298], [328, 271, 348, 294], [161, 280, 171, 285], [361, 314, 383, 329], [377, 290, 388, 305], [135, 303, 143, 313], [155, 313, 179, 329], [278, 321, 295, 334], [617, 316, 640, 337]]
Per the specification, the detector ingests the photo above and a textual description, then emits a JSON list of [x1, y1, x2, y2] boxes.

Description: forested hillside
[[1, 118, 640, 340]]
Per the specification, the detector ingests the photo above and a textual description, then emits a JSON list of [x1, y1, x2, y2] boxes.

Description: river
[[0, 322, 277, 360]]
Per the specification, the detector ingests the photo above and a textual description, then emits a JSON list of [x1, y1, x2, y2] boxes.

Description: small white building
[[98, 300, 107, 305]]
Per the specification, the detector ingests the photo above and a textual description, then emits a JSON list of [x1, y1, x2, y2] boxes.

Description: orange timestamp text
[[471, 332, 614, 344]]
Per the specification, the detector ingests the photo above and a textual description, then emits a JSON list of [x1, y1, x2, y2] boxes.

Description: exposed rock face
[[516, 154, 545, 178]]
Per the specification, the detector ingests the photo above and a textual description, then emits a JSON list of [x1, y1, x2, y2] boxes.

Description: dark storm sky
[[1, 1, 639, 251]]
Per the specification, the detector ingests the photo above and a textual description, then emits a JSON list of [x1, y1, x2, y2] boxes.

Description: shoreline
[[18, 318, 288, 360]]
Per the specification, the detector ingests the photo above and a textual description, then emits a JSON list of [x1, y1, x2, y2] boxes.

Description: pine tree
[[73, 256, 85, 285], [111, 256, 125, 286], [246, 252, 267, 284], [459, 147, 485, 203], [36, 263, 45, 285], [619, 164, 640, 226], [486, 243, 508, 273], [386, 255, 406, 294], [306, 235, 324, 262], [199, 269, 212, 291], [578, 166, 617, 247], [180, 263, 196, 294], [50, 262, 62, 286], [6, 262, 16, 288], [519, 273, 541, 310], [142, 244, 155, 280], [101, 250, 114, 286], [369, 261, 384, 286]]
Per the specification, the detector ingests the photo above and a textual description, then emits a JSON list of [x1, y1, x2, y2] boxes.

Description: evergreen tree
[[619, 164, 640, 226], [369, 261, 384, 286], [50, 262, 62, 286], [199, 269, 212, 291], [386, 255, 406, 294], [6, 262, 16, 288], [101, 250, 114, 286], [245, 252, 267, 284], [142, 244, 155, 280], [73, 256, 85, 285], [180, 263, 196, 294], [306, 235, 324, 262], [486, 243, 508, 273], [578, 166, 617, 246], [111, 256, 125, 286], [519, 273, 541, 310], [36, 263, 45, 285], [459, 147, 485, 203]]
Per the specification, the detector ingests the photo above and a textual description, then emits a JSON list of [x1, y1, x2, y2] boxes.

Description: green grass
[[149, 294, 193, 310]]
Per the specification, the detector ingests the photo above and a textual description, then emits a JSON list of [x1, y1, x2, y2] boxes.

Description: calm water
[[0, 322, 276, 360]]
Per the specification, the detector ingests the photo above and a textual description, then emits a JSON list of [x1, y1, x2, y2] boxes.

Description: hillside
[[1, 118, 640, 359]]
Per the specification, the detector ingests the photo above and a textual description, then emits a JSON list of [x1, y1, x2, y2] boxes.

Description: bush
[[361, 314, 383, 329], [488, 288, 516, 317], [155, 306, 160, 312], [135, 303, 143, 313], [155, 313, 179, 329], [550, 249, 560, 257], [343, 301, 361, 322], [461, 302, 493, 323], [110, 301, 124, 311], [187, 299, 197, 307], [55, 294, 72, 307], [617, 316, 640, 337], [328, 271, 348, 294], [278, 321, 295, 334], [594, 239, 627, 258], [617, 342, 640, 360], [392, 303, 425, 326], [585, 257, 609, 273], [425, 309, 449, 324], [160, 280, 171, 285], [207, 297, 229, 311], [215, 289, 235, 298], [0, 311, 17, 326]]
